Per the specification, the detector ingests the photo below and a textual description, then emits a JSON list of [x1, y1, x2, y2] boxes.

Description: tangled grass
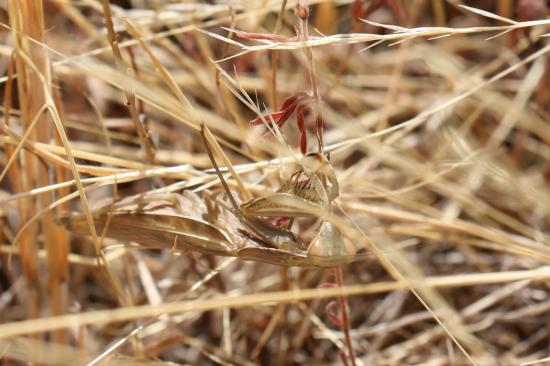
[[0, 1, 549, 365]]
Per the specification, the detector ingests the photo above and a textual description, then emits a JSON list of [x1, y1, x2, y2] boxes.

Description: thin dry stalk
[[7, 0, 70, 344], [100, 0, 156, 164], [1, 2, 549, 365]]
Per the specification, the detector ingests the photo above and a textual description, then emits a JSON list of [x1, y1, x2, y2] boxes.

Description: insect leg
[[200, 124, 243, 216]]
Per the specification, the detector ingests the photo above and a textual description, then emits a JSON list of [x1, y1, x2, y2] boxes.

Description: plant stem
[[335, 266, 356, 366]]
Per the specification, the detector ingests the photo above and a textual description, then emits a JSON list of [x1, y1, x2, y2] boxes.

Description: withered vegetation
[[0, 1, 549, 365]]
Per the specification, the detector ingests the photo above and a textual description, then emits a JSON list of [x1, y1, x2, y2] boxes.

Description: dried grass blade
[[459, 5, 518, 24]]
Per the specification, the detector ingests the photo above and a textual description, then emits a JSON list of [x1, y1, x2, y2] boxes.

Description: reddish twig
[[234, 30, 294, 43], [335, 266, 356, 366]]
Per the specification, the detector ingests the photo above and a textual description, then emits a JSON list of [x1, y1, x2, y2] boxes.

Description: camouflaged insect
[[59, 125, 361, 268]]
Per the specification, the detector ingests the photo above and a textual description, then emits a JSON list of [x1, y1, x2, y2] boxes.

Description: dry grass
[[0, 0, 549, 365]]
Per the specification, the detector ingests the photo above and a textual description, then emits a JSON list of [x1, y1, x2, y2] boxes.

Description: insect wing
[[60, 212, 236, 256]]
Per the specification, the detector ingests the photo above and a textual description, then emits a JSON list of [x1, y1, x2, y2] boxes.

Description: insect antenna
[[200, 124, 243, 216]]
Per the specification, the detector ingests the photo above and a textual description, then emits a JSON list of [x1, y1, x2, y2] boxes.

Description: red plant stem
[[296, 106, 307, 154], [271, 0, 288, 108], [315, 114, 325, 154], [249, 111, 285, 125], [334, 266, 356, 366], [339, 350, 350, 366], [296, 0, 324, 154]]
